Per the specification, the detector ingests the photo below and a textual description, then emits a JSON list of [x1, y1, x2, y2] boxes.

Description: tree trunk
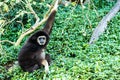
[[89, 0, 120, 44]]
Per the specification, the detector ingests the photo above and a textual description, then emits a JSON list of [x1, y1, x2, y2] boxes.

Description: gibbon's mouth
[[39, 39, 45, 45]]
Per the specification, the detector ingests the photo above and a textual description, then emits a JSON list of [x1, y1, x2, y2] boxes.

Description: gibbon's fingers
[[41, 59, 49, 73], [53, 0, 59, 11]]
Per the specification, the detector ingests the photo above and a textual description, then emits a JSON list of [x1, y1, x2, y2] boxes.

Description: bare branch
[[85, 14, 92, 28], [16, 21, 24, 28], [0, 40, 15, 45], [89, 0, 120, 44], [25, 0, 40, 21]]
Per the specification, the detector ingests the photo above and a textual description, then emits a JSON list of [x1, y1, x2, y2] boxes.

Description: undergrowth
[[0, 0, 120, 80]]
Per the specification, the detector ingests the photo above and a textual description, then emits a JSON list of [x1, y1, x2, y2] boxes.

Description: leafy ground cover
[[0, 0, 120, 80]]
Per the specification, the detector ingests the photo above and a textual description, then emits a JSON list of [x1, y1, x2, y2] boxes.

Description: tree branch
[[25, 0, 40, 21], [14, 0, 59, 46], [0, 40, 15, 45], [89, 0, 120, 44]]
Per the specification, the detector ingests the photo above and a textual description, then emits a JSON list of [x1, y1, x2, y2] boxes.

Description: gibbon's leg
[[41, 59, 49, 73], [45, 54, 51, 65]]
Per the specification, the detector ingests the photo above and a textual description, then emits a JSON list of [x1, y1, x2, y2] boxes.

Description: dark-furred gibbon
[[18, 0, 59, 73]]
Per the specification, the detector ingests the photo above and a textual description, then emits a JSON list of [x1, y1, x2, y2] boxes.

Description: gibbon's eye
[[37, 36, 46, 45]]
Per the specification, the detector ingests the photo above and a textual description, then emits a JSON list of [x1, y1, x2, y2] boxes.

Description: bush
[[0, 0, 120, 80]]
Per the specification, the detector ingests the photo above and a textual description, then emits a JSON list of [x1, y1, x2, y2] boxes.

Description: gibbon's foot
[[25, 64, 39, 72], [41, 59, 49, 73]]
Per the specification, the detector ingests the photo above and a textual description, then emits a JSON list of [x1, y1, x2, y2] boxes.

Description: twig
[[16, 21, 24, 28], [25, 0, 40, 21], [85, 14, 92, 28], [0, 40, 15, 45], [91, 0, 99, 17]]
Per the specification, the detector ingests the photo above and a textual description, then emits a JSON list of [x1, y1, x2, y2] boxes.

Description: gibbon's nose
[[39, 38, 45, 43]]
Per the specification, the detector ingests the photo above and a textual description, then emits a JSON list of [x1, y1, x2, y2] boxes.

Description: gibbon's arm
[[41, 59, 49, 73], [35, 49, 50, 73], [43, 0, 59, 35]]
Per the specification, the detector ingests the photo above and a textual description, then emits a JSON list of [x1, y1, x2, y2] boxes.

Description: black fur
[[18, 10, 56, 72]]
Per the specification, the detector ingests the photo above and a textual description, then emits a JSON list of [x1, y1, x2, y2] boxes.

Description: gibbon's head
[[29, 30, 49, 46], [37, 36, 46, 45]]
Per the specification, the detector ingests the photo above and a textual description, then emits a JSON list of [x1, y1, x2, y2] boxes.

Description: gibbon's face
[[37, 36, 46, 45]]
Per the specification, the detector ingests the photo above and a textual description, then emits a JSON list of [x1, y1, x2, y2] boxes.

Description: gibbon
[[18, 0, 58, 73]]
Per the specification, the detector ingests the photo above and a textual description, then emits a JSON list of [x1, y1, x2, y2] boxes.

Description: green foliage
[[0, 0, 120, 80]]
